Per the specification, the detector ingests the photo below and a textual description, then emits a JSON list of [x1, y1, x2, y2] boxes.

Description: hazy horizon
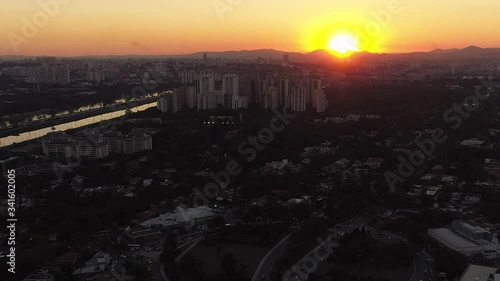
[[2, 0, 500, 57], [2, 45, 499, 59]]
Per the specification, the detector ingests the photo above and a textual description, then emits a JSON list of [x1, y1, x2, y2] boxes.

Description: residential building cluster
[[5, 64, 70, 85], [42, 128, 153, 159], [158, 71, 328, 112]]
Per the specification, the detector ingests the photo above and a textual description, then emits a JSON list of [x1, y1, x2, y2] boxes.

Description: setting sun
[[327, 34, 359, 57]]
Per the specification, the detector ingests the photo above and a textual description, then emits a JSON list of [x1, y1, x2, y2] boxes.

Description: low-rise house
[[426, 186, 442, 200], [451, 192, 463, 203], [440, 175, 457, 186], [142, 179, 153, 187], [460, 138, 485, 148], [260, 159, 303, 175], [463, 193, 482, 205], [283, 198, 307, 206], [364, 158, 383, 169]]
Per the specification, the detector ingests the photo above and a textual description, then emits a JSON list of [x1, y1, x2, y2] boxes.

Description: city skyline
[[2, 0, 500, 56], [2, 2, 500, 281]]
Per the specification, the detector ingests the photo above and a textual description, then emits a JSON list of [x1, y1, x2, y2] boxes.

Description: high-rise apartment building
[[157, 92, 179, 113], [222, 74, 239, 97], [198, 92, 224, 110], [290, 85, 307, 112], [181, 70, 196, 84], [86, 68, 104, 83], [29, 65, 70, 85], [279, 79, 291, 108], [232, 95, 248, 109], [314, 89, 328, 113], [55, 65, 70, 85], [174, 86, 197, 109], [195, 74, 215, 95]]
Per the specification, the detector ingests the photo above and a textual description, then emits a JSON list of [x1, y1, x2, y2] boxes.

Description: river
[[0, 102, 157, 148]]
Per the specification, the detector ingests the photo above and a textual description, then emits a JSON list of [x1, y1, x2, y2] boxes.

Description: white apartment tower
[[314, 89, 328, 112], [195, 74, 215, 95], [222, 74, 239, 97], [291, 85, 307, 112]]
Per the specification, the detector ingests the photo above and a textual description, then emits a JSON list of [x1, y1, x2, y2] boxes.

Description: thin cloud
[[131, 41, 150, 51]]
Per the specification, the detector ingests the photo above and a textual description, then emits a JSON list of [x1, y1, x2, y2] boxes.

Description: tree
[[160, 233, 177, 264], [421, 195, 434, 207], [289, 202, 312, 220], [211, 216, 225, 228], [360, 226, 366, 236], [262, 200, 286, 219], [221, 253, 245, 281], [179, 254, 208, 281], [131, 263, 150, 281]]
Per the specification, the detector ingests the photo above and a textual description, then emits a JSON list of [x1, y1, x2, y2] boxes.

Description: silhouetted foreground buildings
[[42, 129, 153, 159]]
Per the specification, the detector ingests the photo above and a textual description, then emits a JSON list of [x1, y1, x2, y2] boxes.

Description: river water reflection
[[0, 102, 157, 148]]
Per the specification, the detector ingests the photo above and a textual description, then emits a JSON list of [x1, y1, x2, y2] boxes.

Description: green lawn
[[189, 241, 271, 278], [315, 260, 413, 281]]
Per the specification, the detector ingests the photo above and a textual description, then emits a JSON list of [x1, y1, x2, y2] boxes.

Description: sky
[[1, 0, 500, 56]]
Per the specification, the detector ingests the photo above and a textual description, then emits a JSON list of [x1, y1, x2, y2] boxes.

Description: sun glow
[[327, 34, 359, 57]]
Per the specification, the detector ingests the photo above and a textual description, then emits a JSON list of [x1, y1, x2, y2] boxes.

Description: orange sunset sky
[[1, 0, 500, 56]]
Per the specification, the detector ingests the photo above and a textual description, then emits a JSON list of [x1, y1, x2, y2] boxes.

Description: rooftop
[[140, 206, 215, 227], [53, 252, 81, 265], [460, 222, 489, 234], [429, 228, 478, 249], [459, 264, 500, 281], [23, 269, 54, 281], [126, 227, 161, 239]]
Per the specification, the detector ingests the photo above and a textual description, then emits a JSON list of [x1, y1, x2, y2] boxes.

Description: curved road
[[252, 233, 292, 281], [277, 206, 434, 281]]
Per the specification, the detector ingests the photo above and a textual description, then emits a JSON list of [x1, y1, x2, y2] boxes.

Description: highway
[[409, 251, 434, 281], [251, 233, 292, 281]]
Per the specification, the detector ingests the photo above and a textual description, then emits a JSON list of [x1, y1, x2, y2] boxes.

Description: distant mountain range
[[350, 46, 500, 62], [300, 46, 500, 63], [2, 46, 500, 62]]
